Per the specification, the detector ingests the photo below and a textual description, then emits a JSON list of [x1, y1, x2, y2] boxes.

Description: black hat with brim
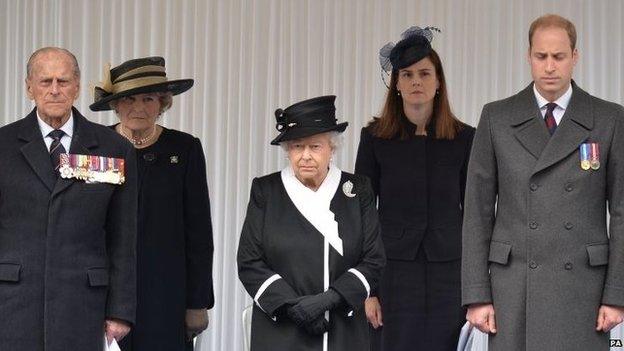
[[89, 56, 194, 111], [270, 95, 348, 145]]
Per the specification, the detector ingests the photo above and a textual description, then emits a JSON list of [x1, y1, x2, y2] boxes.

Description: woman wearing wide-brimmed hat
[[355, 27, 475, 350], [237, 95, 386, 351], [90, 56, 214, 351]]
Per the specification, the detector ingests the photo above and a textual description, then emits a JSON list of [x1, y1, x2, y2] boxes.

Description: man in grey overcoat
[[0, 47, 137, 350], [462, 14, 624, 350]]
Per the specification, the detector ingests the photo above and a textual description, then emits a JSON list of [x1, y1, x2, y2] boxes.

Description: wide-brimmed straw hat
[[89, 56, 193, 111], [270, 95, 348, 145]]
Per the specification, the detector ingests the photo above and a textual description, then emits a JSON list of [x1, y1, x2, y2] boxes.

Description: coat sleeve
[[105, 142, 138, 324], [184, 138, 215, 309], [461, 105, 498, 307], [603, 106, 624, 306], [237, 178, 300, 319], [354, 127, 383, 297], [330, 176, 386, 313], [460, 127, 476, 210], [354, 127, 380, 198]]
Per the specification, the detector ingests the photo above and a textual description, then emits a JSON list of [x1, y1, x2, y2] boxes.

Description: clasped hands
[[284, 289, 343, 335]]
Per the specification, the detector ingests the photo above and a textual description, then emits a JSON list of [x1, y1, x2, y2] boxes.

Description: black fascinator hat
[[379, 26, 440, 86], [270, 95, 348, 145]]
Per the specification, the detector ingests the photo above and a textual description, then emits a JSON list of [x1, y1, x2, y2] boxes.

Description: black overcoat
[[120, 127, 215, 351], [0, 108, 137, 351], [237, 171, 385, 351]]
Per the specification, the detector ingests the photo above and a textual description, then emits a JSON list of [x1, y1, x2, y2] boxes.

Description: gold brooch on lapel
[[342, 180, 356, 198], [170, 156, 179, 164], [59, 153, 125, 184]]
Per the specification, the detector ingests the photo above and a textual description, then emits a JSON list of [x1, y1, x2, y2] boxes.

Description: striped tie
[[48, 129, 66, 172], [544, 102, 558, 135]]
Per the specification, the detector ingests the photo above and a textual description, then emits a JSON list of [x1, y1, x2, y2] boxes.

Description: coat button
[[565, 222, 574, 230], [530, 183, 539, 191], [564, 262, 573, 270], [529, 261, 538, 269], [565, 184, 573, 192], [529, 222, 538, 229]]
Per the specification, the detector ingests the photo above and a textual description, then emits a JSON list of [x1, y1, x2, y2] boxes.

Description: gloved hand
[[286, 289, 343, 327], [185, 308, 209, 340], [303, 315, 330, 335]]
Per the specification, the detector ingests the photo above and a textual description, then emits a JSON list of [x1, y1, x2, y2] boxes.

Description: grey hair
[[26, 47, 80, 79], [280, 131, 343, 153]]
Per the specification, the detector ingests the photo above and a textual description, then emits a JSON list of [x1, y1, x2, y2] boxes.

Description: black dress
[[355, 121, 475, 351], [118, 127, 215, 351], [237, 170, 386, 351]]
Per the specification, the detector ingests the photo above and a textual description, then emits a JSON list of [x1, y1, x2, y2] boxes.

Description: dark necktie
[[544, 102, 558, 135], [48, 129, 66, 171]]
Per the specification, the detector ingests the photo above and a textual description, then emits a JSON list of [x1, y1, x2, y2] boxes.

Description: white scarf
[[281, 164, 343, 256]]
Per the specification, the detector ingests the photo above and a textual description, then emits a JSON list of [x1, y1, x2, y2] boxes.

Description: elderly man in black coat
[[0, 47, 137, 350]]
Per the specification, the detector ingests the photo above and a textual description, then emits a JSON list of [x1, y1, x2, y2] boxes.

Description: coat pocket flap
[[488, 241, 512, 265], [586, 243, 609, 266], [0, 263, 21, 282], [87, 267, 109, 287]]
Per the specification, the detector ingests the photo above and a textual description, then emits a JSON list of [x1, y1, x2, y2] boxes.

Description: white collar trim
[[281, 164, 343, 256]]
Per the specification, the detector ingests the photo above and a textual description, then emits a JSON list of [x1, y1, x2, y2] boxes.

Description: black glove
[[303, 315, 330, 335], [286, 289, 343, 326]]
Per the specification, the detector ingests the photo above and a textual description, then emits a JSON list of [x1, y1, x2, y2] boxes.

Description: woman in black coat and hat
[[90, 57, 215, 351], [355, 27, 475, 350], [237, 95, 386, 351]]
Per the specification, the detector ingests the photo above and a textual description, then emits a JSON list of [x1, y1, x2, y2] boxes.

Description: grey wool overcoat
[[462, 82, 624, 351], [0, 108, 137, 351]]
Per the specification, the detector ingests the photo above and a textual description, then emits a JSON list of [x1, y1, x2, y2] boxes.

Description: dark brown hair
[[370, 49, 462, 140], [529, 14, 577, 50]]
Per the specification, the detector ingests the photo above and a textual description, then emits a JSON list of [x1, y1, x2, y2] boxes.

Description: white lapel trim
[[281, 164, 343, 256]]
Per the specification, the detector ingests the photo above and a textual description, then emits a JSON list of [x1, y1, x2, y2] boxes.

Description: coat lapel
[[511, 84, 551, 159], [51, 108, 99, 197], [532, 84, 593, 175], [18, 109, 57, 193]]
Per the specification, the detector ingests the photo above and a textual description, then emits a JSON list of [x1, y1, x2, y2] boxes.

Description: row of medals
[[60, 164, 124, 184], [580, 143, 600, 171], [59, 154, 125, 184]]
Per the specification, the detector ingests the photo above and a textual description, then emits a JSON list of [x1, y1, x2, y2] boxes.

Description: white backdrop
[[0, 1, 623, 350]]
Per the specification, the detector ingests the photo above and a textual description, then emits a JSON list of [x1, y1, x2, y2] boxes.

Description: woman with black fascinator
[[355, 26, 475, 351]]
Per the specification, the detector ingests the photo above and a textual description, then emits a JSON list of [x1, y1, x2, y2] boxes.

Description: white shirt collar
[[36, 110, 74, 138], [533, 83, 573, 110]]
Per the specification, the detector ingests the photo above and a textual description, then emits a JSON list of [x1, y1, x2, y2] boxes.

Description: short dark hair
[[529, 14, 577, 50], [26, 47, 80, 79]]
